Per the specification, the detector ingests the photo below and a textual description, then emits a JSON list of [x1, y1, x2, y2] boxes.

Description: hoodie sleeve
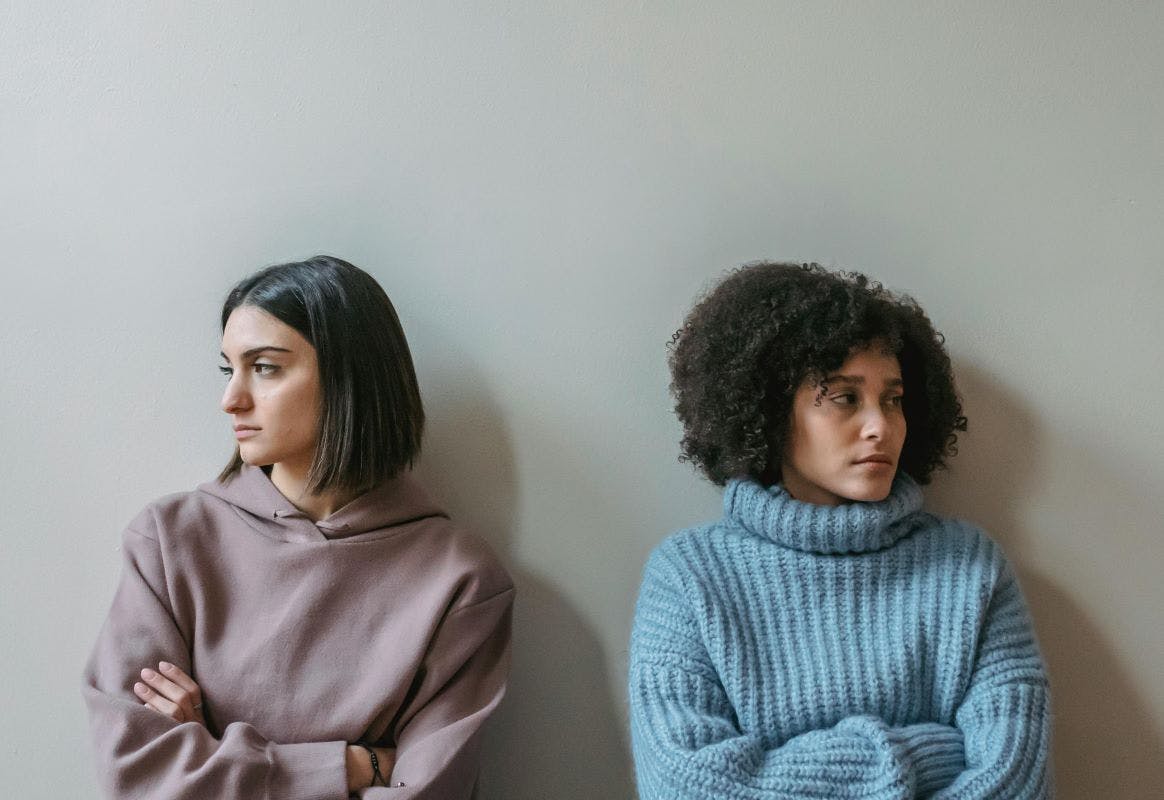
[[628, 549, 967, 800], [358, 584, 514, 799], [82, 521, 349, 800]]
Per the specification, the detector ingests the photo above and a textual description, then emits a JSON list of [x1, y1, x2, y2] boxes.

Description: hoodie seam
[[447, 584, 516, 617]]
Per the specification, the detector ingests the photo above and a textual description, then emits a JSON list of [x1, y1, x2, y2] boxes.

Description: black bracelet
[[356, 743, 388, 787]]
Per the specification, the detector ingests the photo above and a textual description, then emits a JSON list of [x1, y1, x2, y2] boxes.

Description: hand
[[133, 661, 206, 725], [345, 744, 396, 792]]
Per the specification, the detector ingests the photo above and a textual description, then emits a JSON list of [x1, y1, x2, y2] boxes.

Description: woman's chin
[[841, 481, 894, 503], [236, 446, 273, 467]]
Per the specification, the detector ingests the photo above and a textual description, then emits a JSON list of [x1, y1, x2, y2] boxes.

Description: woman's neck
[[269, 462, 359, 522]]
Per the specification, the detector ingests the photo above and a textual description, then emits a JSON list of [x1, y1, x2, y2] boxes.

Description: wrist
[[345, 745, 372, 793]]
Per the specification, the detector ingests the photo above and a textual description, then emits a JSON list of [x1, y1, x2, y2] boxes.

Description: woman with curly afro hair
[[629, 263, 1051, 799]]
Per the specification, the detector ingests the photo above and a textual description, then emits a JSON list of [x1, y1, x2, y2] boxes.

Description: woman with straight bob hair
[[83, 256, 514, 799], [629, 262, 1051, 799]]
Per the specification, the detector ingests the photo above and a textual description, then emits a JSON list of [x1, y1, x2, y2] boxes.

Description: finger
[[134, 682, 183, 722], [158, 662, 206, 723], [140, 668, 190, 707], [158, 662, 203, 702]]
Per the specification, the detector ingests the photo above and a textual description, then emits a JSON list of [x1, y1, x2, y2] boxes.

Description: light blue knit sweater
[[629, 475, 1051, 799]]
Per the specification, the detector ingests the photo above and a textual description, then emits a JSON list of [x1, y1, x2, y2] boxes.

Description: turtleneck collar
[[723, 473, 925, 554]]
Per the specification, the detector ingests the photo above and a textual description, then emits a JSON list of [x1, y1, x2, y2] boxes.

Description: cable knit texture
[[629, 475, 1051, 799]]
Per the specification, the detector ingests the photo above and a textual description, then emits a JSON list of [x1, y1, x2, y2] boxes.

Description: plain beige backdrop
[[2, 2, 1161, 798]]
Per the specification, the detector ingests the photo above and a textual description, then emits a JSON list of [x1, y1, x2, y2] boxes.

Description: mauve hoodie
[[83, 465, 514, 800]]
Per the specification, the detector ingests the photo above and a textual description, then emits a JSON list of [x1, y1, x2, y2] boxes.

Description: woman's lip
[[854, 457, 893, 465], [234, 427, 260, 439]]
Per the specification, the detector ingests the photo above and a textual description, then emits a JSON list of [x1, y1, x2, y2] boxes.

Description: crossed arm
[[132, 662, 393, 792], [83, 525, 513, 800], [628, 552, 1050, 800]]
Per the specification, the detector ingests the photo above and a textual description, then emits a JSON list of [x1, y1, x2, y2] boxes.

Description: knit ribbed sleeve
[[929, 563, 1051, 798], [628, 487, 1051, 799]]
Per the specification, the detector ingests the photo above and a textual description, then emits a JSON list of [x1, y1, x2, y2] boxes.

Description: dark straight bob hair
[[218, 255, 425, 494]]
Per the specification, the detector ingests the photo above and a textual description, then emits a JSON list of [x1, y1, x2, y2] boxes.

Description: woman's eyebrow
[[220, 346, 293, 361], [823, 374, 904, 387]]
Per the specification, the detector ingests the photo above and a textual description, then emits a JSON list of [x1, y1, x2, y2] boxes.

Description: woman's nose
[[861, 407, 889, 439], [221, 377, 251, 414]]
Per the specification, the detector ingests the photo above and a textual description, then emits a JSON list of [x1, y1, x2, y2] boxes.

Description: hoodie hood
[[197, 465, 447, 543]]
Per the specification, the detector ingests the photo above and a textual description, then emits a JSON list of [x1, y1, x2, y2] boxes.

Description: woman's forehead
[[831, 346, 901, 375], [221, 306, 311, 354]]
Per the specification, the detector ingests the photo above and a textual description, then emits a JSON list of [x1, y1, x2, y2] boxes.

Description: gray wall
[[2, 2, 1161, 798]]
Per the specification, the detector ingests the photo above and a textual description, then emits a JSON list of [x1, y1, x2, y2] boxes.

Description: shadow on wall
[[413, 361, 635, 800], [925, 363, 1164, 799]]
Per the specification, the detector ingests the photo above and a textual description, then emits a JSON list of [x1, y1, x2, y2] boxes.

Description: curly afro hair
[[669, 262, 967, 486]]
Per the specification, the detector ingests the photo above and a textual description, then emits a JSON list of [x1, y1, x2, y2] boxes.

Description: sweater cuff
[[266, 739, 348, 800], [892, 723, 965, 796]]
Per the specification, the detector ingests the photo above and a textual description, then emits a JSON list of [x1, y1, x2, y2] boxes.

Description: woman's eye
[[830, 393, 857, 405], [218, 366, 233, 379], [253, 363, 278, 376], [887, 394, 904, 407]]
